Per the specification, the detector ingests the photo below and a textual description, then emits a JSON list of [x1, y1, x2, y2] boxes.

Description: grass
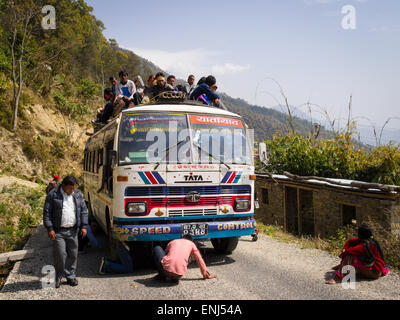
[[0, 183, 45, 254], [0, 183, 45, 290], [256, 221, 400, 273], [0, 262, 12, 289]]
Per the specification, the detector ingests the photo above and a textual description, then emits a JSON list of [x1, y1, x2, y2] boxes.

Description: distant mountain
[[356, 125, 400, 146], [218, 93, 332, 142]]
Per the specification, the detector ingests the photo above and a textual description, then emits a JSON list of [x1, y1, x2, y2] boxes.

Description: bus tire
[[211, 237, 239, 255], [86, 195, 93, 216], [106, 209, 118, 260]]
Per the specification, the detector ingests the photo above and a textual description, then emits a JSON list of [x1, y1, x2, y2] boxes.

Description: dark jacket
[[43, 185, 88, 232], [145, 83, 174, 99], [189, 83, 219, 103]]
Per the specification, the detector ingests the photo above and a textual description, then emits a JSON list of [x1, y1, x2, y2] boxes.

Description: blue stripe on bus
[[221, 172, 232, 184], [233, 172, 242, 184], [119, 229, 256, 242], [113, 219, 256, 242], [138, 172, 151, 185], [152, 171, 165, 185]]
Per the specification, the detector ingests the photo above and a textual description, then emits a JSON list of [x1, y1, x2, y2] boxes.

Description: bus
[[83, 99, 257, 258]]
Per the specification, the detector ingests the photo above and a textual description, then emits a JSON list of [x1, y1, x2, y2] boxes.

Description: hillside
[[0, 0, 364, 182], [218, 93, 331, 142]]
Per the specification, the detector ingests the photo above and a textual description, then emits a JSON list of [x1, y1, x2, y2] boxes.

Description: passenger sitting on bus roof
[[98, 242, 133, 275], [148, 74, 156, 86], [181, 75, 196, 97], [153, 235, 217, 283], [133, 75, 145, 90], [102, 88, 115, 123], [144, 75, 155, 97], [92, 88, 117, 126], [197, 77, 206, 86], [145, 72, 174, 99], [167, 75, 178, 91], [189, 75, 220, 106], [116, 70, 137, 109], [109, 76, 117, 98]]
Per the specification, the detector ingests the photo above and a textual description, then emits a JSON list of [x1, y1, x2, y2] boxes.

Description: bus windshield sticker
[[129, 152, 147, 159], [123, 114, 187, 136], [190, 115, 243, 128]]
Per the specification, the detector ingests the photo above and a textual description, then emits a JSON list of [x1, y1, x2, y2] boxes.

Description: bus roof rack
[[144, 91, 224, 109]]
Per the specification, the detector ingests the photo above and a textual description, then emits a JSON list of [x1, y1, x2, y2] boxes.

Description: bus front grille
[[168, 208, 219, 217]]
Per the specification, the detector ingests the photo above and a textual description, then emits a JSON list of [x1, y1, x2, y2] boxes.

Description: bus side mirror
[[259, 143, 268, 164]]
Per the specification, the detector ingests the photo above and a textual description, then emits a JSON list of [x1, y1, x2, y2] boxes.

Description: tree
[[77, 78, 100, 104], [53, 91, 90, 146], [3, 0, 64, 131]]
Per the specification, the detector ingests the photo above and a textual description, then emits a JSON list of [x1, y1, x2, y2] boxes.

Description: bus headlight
[[126, 202, 148, 216], [234, 199, 250, 212]]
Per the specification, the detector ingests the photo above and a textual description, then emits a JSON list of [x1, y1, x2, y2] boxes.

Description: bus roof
[[87, 103, 242, 142], [121, 103, 240, 118]]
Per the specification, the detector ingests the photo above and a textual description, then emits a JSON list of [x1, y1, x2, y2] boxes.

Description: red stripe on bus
[[227, 172, 237, 184], [145, 172, 158, 185]]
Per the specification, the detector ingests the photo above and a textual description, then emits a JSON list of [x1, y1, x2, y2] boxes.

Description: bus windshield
[[118, 113, 252, 165], [190, 115, 253, 166], [119, 113, 189, 165]]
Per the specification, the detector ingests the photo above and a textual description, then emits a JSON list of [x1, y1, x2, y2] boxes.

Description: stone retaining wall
[[255, 176, 400, 237]]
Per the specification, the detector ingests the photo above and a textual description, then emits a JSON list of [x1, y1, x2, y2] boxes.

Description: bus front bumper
[[113, 219, 257, 242]]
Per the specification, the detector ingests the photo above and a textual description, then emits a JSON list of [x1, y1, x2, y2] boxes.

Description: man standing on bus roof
[[43, 175, 88, 288]]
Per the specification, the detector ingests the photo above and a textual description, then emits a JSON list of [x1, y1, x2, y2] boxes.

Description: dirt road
[[1, 224, 400, 300]]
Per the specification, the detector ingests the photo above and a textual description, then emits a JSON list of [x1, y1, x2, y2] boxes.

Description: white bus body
[[83, 103, 256, 247]]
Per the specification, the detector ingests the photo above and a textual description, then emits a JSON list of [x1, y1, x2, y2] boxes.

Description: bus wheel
[[211, 237, 239, 255], [106, 211, 118, 260], [87, 197, 93, 217]]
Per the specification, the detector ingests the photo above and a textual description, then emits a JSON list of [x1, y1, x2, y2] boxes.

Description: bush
[[0, 184, 45, 253], [76, 78, 101, 102], [262, 133, 399, 185]]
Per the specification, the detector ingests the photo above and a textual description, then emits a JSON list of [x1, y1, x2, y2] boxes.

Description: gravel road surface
[[1, 224, 400, 300]]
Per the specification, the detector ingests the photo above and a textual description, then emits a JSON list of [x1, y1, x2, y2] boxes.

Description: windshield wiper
[[154, 140, 186, 170], [193, 142, 231, 170]]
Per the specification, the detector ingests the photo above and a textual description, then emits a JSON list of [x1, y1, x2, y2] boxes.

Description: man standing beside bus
[[43, 175, 88, 288]]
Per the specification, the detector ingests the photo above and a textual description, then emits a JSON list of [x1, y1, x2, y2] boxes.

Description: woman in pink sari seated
[[326, 224, 389, 285]]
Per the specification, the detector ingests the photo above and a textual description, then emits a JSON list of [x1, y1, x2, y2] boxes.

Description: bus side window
[[93, 150, 99, 173], [84, 153, 87, 171], [105, 142, 114, 197], [90, 152, 93, 173], [94, 151, 97, 173], [98, 149, 104, 168]]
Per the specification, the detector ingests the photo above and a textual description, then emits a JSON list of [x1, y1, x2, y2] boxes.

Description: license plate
[[181, 223, 208, 237]]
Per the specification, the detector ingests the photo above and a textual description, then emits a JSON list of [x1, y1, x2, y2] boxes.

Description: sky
[[86, 0, 400, 138]]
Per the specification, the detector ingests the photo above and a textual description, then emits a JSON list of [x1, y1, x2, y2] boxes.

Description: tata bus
[[83, 99, 257, 257]]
